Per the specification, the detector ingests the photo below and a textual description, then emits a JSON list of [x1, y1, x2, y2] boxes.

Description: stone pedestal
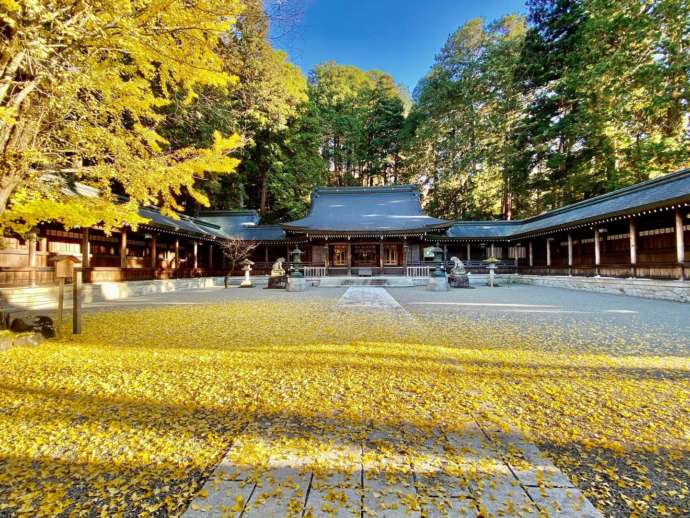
[[267, 275, 287, 289], [240, 270, 253, 288], [449, 274, 470, 288], [487, 264, 498, 287], [286, 277, 307, 292], [426, 276, 449, 291]]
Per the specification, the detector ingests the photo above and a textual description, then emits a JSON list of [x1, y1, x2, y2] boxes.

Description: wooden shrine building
[[1, 168, 689, 286]]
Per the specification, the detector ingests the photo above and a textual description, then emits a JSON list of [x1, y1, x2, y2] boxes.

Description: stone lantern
[[240, 258, 254, 288], [287, 246, 306, 292], [426, 242, 449, 291], [429, 243, 445, 278], [289, 246, 304, 278], [484, 257, 499, 287]]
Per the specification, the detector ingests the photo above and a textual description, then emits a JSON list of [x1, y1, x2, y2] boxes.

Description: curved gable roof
[[282, 185, 452, 233]]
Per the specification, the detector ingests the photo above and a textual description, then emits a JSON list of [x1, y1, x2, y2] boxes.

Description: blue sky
[[270, 0, 527, 91]]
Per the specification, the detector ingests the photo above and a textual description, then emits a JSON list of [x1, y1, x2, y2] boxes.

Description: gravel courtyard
[[0, 284, 687, 517]]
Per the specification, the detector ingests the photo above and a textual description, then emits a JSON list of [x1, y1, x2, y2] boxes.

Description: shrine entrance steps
[[317, 276, 421, 288]]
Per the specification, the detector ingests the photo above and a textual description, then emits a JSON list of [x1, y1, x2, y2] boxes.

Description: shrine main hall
[[2, 168, 689, 287]]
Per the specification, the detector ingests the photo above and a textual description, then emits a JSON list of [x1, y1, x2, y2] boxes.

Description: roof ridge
[[314, 185, 417, 195], [197, 209, 259, 216], [451, 220, 521, 226]]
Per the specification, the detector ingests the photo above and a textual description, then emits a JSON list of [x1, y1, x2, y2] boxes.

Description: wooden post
[[379, 240, 384, 274], [528, 241, 533, 268], [81, 229, 90, 269], [347, 241, 352, 276], [594, 227, 601, 274], [120, 228, 128, 269], [323, 244, 329, 269], [567, 232, 573, 275], [150, 232, 157, 269], [546, 238, 551, 267], [174, 238, 180, 269], [28, 234, 37, 287], [57, 277, 64, 338], [72, 268, 82, 334], [675, 208, 685, 280], [629, 218, 637, 277], [209, 243, 214, 270], [489, 243, 495, 258], [466, 243, 471, 262], [193, 240, 198, 270]]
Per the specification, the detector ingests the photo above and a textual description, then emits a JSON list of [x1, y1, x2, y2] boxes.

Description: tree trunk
[[0, 174, 21, 216], [259, 172, 268, 215]]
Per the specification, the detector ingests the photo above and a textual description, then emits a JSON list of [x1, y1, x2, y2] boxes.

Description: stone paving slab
[[304, 470, 362, 518], [422, 496, 479, 518], [336, 286, 404, 310], [526, 486, 603, 518]]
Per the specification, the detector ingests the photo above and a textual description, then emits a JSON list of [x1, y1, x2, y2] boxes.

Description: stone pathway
[[183, 288, 603, 517], [336, 287, 404, 310]]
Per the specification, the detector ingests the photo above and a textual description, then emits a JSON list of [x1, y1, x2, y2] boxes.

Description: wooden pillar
[[39, 236, 47, 253], [323, 243, 329, 269], [208, 243, 214, 270], [629, 218, 637, 277], [403, 242, 409, 269], [567, 232, 573, 274], [150, 232, 157, 269], [81, 229, 90, 269], [120, 228, 128, 269], [489, 243, 495, 258], [28, 234, 37, 286], [174, 238, 180, 269], [594, 227, 601, 273], [466, 243, 471, 262], [675, 208, 685, 280], [546, 238, 551, 267], [264, 245, 269, 264], [193, 240, 198, 269], [528, 241, 533, 267], [347, 241, 352, 276], [379, 240, 384, 274]]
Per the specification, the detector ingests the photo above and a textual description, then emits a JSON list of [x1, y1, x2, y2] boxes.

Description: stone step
[[318, 276, 418, 288]]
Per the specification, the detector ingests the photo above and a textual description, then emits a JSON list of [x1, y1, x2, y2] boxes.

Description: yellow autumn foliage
[[0, 301, 687, 516], [0, 0, 244, 233]]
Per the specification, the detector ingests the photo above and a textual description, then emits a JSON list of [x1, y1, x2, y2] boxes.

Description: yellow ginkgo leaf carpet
[[0, 300, 687, 517]]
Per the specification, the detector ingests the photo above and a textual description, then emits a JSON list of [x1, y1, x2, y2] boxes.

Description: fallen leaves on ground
[[0, 301, 687, 516]]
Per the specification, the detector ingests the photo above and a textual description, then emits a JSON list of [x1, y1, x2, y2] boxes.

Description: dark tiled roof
[[240, 225, 286, 241], [514, 168, 690, 236], [282, 185, 452, 233], [441, 168, 690, 240], [139, 207, 227, 239], [196, 210, 261, 238], [445, 221, 521, 239], [59, 169, 690, 242]]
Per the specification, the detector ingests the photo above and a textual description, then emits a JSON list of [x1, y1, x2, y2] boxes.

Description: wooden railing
[[304, 266, 327, 277], [406, 265, 430, 277]]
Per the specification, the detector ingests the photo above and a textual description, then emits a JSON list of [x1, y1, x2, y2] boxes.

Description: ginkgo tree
[[0, 0, 245, 234]]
